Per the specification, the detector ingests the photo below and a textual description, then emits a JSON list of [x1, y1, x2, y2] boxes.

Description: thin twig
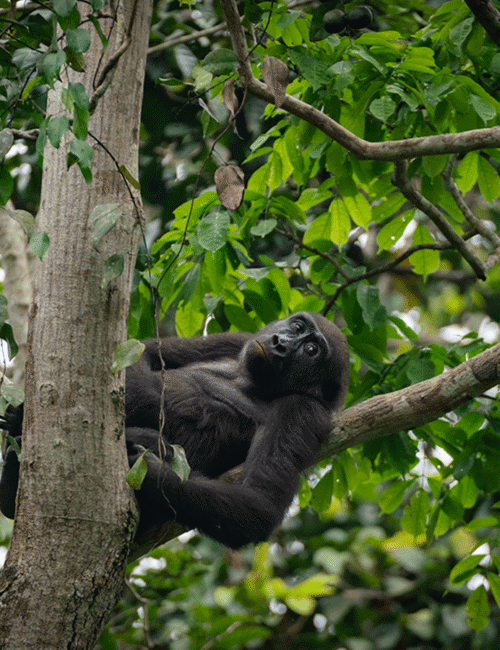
[[89, 0, 140, 115], [148, 24, 228, 54], [323, 240, 455, 312], [275, 227, 350, 280], [443, 155, 500, 271], [392, 160, 486, 279]]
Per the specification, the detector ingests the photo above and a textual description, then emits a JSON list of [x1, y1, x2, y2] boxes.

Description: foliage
[[2, 0, 500, 648]]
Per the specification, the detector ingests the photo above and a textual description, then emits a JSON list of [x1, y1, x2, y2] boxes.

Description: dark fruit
[[346, 6, 375, 30], [323, 9, 347, 34]]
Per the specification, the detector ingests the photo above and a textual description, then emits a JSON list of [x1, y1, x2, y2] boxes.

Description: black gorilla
[[0, 312, 349, 549]]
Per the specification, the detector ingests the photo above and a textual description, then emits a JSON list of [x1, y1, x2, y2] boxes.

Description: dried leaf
[[262, 55, 289, 108], [215, 165, 245, 211], [222, 78, 240, 136], [222, 79, 238, 120]]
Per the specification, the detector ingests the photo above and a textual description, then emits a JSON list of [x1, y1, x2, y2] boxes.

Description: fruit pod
[[346, 6, 375, 30], [323, 9, 347, 34]]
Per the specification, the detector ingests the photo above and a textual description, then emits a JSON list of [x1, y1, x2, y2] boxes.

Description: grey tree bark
[[0, 1, 153, 648]]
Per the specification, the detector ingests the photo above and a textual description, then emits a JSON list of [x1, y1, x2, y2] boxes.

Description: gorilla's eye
[[305, 342, 318, 356], [291, 320, 305, 333]]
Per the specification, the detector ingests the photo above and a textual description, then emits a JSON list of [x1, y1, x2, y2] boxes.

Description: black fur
[[1, 312, 349, 549]]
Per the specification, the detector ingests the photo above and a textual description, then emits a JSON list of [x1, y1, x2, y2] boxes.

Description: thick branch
[[219, 0, 500, 161], [322, 341, 500, 457]]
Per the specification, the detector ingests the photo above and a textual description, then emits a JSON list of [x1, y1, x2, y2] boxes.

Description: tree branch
[[391, 160, 487, 279], [464, 0, 500, 50], [322, 341, 500, 457], [443, 156, 500, 271], [219, 0, 500, 161]]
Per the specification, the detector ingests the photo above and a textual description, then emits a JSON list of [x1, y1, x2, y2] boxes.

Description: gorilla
[[0, 312, 349, 550]]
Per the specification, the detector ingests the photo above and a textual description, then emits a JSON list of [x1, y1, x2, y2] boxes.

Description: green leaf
[[456, 151, 478, 192], [478, 155, 500, 202], [487, 572, 500, 610], [379, 479, 414, 514], [0, 129, 14, 161], [101, 253, 124, 290], [172, 265, 201, 308], [329, 198, 351, 246], [73, 105, 89, 140], [470, 94, 496, 124], [329, 462, 347, 499], [68, 82, 90, 110], [47, 115, 70, 148], [52, 0, 77, 18], [311, 469, 334, 512], [7, 436, 21, 460], [88, 14, 108, 49], [126, 451, 148, 490], [112, 339, 145, 374], [171, 444, 191, 483], [172, 192, 219, 225], [12, 48, 42, 71], [466, 585, 489, 631], [64, 49, 86, 73], [68, 139, 93, 183], [196, 211, 230, 253], [89, 203, 122, 249], [0, 323, 18, 358], [66, 28, 91, 53], [287, 50, 330, 91], [191, 65, 213, 92], [200, 49, 238, 75], [224, 304, 258, 333], [422, 154, 448, 178], [406, 356, 435, 384], [409, 225, 439, 279], [30, 231, 50, 261], [441, 493, 464, 520], [370, 96, 396, 122], [0, 383, 24, 412], [401, 489, 430, 537], [0, 167, 14, 205], [0, 207, 35, 239], [356, 284, 386, 330], [269, 195, 306, 224], [467, 517, 498, 531], [343, 192, 372, 228], [388, 315, 418, 340], [450, 554, 485, 585], [250, 218, 277, 237], [42, 50, 67, 82], [382, 433, 415, 474]]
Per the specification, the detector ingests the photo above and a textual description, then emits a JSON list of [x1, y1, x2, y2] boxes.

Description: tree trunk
[[0, 1, 153, 648]]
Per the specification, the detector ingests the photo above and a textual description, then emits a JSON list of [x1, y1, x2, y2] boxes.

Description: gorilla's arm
[[0, 404, 23, 519], [142, 331, 252, 370], [129, 395, 331, 549], [0, 443, 19, 520]]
